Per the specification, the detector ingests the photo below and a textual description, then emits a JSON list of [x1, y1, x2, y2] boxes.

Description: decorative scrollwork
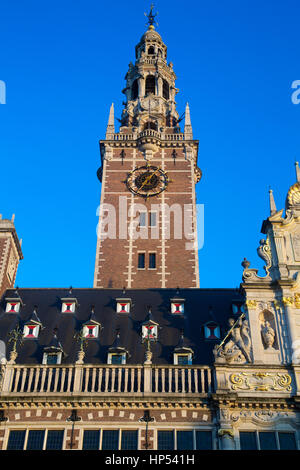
[[229, 372, 292, 392]]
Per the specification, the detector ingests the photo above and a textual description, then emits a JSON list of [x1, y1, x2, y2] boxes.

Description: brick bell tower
[[94, 8, 202, 289]]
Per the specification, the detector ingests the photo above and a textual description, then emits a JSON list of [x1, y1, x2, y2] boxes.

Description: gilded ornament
[[217, 429, 234, 438], [294, 293, 300, 308], [245, 300, 257, 308], [282, 297, 294, 307], [230, 372, 292, 392]]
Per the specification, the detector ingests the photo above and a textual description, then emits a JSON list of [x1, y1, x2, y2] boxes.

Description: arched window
[[148, 46, 155, 55], [163, 79, 169, 100], [145, 75, 156, 96], [132, 79, 138, 100]]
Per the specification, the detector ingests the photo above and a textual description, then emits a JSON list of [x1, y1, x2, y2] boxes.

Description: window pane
[[239, 432, 257, 450], [139, 212, 146, 227], [138, 253, 145, 269], [149, 212, 156, 227], [102, 430, 119, 450], [149, 253, 156, 269], [278, 433, 297, 450], [177, 355, 189, 365], [7, 430, 26, 450], [195, 431, 213, 450], [26, 430, 45, 450], [121, 430, 138, 450], [47, 354, 58, 365], [158, 431, 174, 450], [111, 354, 123, 365], [46, 430, 64, 450], [259, 432, 277, 450], [177, 431, 193, 450], [82, 430, 100, 450]]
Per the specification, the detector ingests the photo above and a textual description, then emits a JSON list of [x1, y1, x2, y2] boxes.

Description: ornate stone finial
[[145, 3, 158, 29], [269, 187, 277, 215], [295, 161, 300, 183], [241, 258, 250, 270]]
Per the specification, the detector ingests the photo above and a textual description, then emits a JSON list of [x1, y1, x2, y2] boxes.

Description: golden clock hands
[[139, 167, 161, 191]]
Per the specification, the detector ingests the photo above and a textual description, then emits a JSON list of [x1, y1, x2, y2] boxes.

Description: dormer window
[[42, 328, 64, 365], [107, 332, 129, 365], [23, 324, 39, 338], [23, 307, 43, 339], [82, 307, 102, 338], [116, 298, 131, 314], [61, 301, 76, 313], [173, 331, 193, 365], [82, 324, 99, 338], [108, 352, 126, 365], [204, 322, 220, 340], [43, 351, 62, 365], [61, 289, 78, 313], [174, 353, 192, 365], [5, 292, 22, 313], [5, 300, 20, 313], [170, 298, 185, 315]]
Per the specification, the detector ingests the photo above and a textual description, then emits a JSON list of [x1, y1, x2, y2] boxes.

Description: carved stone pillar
[[245, 300, 264, 363], [157, 76, 163, 97], [138, 77, 145, 98], [282, 297, 298, 362]]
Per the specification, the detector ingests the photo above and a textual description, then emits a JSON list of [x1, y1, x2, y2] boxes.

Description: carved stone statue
[[261, 320, 275, 350], [214, 316, 252, 364]]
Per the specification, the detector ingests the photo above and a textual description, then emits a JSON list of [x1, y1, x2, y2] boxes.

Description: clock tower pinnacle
[[94, 13, 202, 289]]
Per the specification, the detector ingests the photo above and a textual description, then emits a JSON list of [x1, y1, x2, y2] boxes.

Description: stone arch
[[145, 75, 156, 96], [131, 79, 138, 100], [162, 79, 169, 99]]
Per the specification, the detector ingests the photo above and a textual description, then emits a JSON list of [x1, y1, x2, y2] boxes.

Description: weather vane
[[145, 3, 158, 28]]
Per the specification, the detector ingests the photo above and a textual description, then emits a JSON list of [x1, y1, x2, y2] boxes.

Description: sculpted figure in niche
[[261, 320, 275, 350], [259, 310, 278, 351]]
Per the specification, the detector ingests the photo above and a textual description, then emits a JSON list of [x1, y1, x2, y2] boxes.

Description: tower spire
[[105, 103, 115, 138], [295, 161, 300, 183], [184, 103, 193, 139], [145, 3, 158, 29], [269, 187, 277, 216]]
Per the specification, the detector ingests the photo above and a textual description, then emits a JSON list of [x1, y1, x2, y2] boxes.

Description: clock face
[[126, 165, 168, 198]]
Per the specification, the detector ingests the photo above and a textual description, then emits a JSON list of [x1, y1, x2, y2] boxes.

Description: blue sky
[[1, 0, 300, 288]]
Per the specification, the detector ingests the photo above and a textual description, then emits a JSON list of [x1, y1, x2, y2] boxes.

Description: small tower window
[[149, 253, 156, 269], [145, 75, 155, 96], [143, 121, 157, 131], [132, 79, 138, 100], [163, 79, 169, 100], [148, 46, 155, 55], [138, 253, 145, 269]]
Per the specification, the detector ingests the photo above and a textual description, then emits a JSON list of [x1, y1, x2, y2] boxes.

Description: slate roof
[[0, 288, 244, 365]]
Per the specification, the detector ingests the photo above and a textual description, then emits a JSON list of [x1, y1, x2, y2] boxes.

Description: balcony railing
[[0, 364, 214, 396]]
